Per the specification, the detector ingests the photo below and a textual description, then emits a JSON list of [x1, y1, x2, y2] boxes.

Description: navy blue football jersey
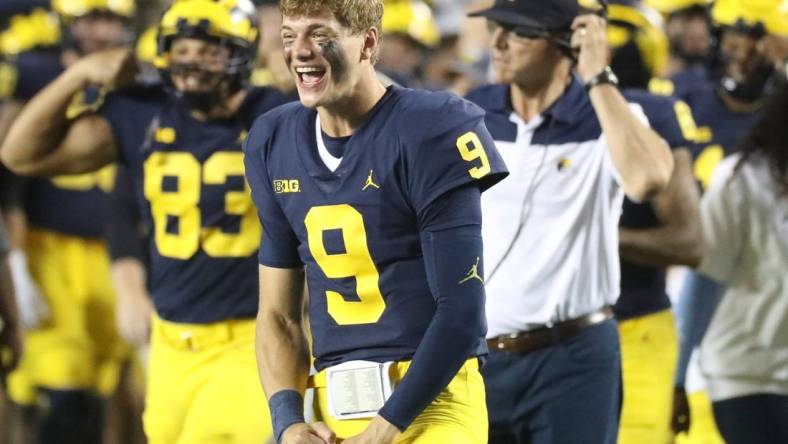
[[1, 50, 116, 238], [615, 89, 696, 320], [244, 86, 508, 370], [663, 73, 761, 190], [100, 86, 290, 323]]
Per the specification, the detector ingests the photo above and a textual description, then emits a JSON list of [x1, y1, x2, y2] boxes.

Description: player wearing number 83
[[0, 0, 289, 442], [243, 1, 508, 443]]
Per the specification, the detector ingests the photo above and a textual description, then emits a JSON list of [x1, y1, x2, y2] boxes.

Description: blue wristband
[[268, 390, 305, 443]]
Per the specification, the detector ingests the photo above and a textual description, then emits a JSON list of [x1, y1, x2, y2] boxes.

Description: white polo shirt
[[698, 154, 788, 402], [467, 80, 629, 337]]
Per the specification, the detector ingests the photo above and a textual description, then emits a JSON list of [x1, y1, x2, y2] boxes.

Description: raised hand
[[70, 47, 139, 89], [570, 14, 610, 84]]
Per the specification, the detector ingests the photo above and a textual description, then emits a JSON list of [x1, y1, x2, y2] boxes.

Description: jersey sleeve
[[104, 165, 147, 263], [243, 115, 302, 268], [96, 88, 163, 167], [639, 96, 694, 150], [402, 94, 508, 218]]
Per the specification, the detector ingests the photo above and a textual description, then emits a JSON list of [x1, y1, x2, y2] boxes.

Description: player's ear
[[360, 26, 380, 62]]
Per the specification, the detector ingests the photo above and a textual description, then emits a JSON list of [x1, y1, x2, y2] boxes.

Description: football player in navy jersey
[[0, 0, 290, 442], [243, 1, 507, 443], [601, 2, 704, 443], [655, 0, 769, 185], [662, 1, 786, 442], [0, 3, 137, 443]]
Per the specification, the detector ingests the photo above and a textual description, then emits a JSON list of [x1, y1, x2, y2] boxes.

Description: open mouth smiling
[[295, 66, 327, 88]]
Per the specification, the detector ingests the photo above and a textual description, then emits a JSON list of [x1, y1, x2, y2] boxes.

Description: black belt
[[487, 306, 614, 354]]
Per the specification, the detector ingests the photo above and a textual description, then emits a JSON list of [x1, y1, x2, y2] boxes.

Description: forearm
[[619, 225, 702, 267], [256, 267, 310, 398], [3, 208, 27, 251], [589, 84, 674, 202], [0, 69, 86, 173], [0, 254, 20, 333], [379, 297, 483, 430], [0, 101, 23, 148], [379, 223, 486, 430], [256, 311, 310, 396], [621, 149, 702, 268], [110, 258, 149, 304], [674, 272, 723, 386]]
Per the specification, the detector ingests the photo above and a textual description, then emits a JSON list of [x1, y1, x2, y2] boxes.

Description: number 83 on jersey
[[144, 151, 261, 260]]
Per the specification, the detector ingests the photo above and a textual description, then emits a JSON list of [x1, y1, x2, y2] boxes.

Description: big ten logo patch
[[273, 179, 301, 194]]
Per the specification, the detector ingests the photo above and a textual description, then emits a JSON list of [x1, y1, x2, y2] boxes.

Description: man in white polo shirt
[[466, 1, 675, 442]]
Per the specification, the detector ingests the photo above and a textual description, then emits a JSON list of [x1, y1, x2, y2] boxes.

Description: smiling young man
[[0, 0, 290, 442], [242, 1, 507, 443]]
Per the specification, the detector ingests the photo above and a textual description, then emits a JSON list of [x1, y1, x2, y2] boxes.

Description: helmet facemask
[[158, 19, 257, 112]]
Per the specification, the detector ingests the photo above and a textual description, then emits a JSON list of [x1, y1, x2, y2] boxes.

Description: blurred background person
[[606, 0, 670, 88], [595, 2, 705, 444], [1, 0, 291, 440], [756, 0, 788, 78], [250, 0, 296, 97], [647, 0, 713, 77], [671, 1, 788, 443], [379, 0, 440, 87], [0, 2, 140, 443], [688, 77, 788, 444], [0, 210, 23, 444]]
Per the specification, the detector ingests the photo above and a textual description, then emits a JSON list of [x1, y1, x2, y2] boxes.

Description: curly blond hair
[[280, 0, 384, 63], [280, 0, 383, 35]]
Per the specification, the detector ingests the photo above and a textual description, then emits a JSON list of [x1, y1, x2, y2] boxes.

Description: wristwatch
[[585, 66, 619, 92]]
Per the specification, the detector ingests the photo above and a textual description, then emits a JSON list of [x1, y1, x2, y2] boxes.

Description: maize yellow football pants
[[311, 358, 487, 443]]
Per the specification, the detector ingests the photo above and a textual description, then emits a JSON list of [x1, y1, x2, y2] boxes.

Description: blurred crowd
[[0, 0, 786, 443]]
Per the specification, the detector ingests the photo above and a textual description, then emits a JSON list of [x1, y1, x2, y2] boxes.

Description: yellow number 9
[[305, 205, 386, 325], [456, 131, 491, 179]]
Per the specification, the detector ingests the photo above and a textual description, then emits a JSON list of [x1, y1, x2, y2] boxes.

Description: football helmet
[[0, 8, 61, 56], [607, 0, 670, 87], [382, 0, 440, 48], [52, 0, 135, 22], [154, 0, 259, 89]]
